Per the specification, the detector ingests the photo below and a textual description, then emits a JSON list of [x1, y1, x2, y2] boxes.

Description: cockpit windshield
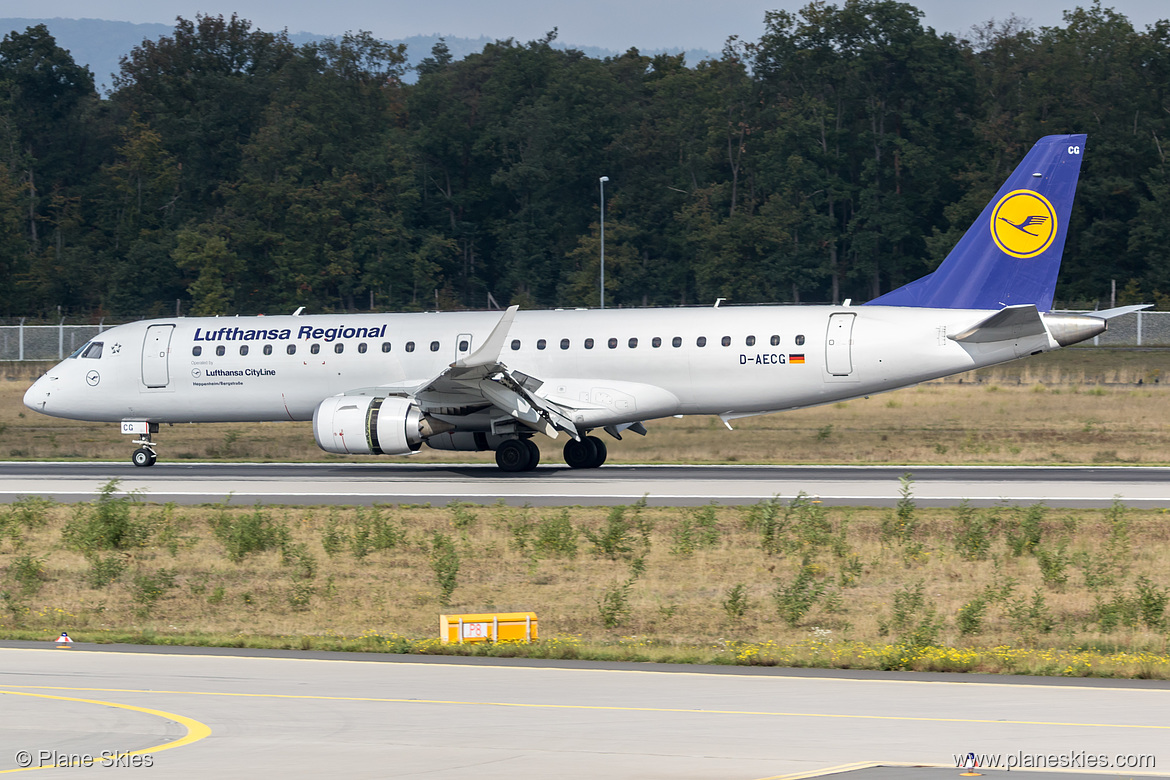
[[80, 342, 103, 359]]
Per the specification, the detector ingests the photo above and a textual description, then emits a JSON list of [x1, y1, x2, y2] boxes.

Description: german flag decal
[[789, 354, 805, 364]]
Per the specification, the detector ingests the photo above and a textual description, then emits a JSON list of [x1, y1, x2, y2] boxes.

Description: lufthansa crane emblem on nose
[[85, 370, 100, 386]]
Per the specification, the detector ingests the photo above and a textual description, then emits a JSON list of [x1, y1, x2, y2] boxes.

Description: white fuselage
[[24, 305, 1054, 431]]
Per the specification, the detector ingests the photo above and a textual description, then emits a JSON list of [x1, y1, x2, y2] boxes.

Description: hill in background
[[0, 17, 716, 88]]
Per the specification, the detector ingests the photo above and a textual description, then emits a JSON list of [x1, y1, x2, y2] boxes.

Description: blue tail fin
[[866, 134, 1086, 311]]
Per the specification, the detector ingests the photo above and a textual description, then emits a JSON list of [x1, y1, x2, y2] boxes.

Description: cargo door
[[141, 324, 175, 388]]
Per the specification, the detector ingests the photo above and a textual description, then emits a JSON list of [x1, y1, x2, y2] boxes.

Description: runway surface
[[0, 642, 1167, 779], [1, 461, 1169, 508]]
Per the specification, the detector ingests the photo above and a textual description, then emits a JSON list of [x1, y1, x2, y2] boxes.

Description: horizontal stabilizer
[[949, 305, 1045, 343], [1089, 304, 1152, 320]]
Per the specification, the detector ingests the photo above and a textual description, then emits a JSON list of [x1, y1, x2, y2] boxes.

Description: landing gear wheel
[[131, 447, 157, 468], [563, 437, 595, 469], [585, 435, 608, 468], [523, 439, 541, 471], [495, 439, 531, 472]]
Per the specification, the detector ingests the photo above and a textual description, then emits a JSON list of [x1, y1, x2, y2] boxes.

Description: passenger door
[[141, 324, 175, 388]]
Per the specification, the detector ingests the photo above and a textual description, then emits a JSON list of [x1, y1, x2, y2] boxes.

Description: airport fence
[[0, 311, 1167, 362]]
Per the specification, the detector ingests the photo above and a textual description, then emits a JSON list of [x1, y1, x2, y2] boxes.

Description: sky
[[13, 1, 1169, 52]]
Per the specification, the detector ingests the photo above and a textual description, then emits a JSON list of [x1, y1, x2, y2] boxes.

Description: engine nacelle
[[312, 395, 425, 455]]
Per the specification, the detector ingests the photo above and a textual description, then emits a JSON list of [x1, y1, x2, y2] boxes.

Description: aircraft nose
[[23, 376, 48, 412]]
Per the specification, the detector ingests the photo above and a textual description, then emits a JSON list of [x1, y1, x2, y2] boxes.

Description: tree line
[[0, 2, 1168, 319]]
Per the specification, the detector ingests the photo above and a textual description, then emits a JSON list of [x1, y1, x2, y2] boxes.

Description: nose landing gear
[[122, 421, 159, 467]]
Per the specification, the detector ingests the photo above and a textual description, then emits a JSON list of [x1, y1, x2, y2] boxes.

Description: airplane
[[23, 134, 1140, 472]]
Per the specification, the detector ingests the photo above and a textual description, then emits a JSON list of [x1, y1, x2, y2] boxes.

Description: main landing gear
[[495, 437, 541, 472], [563, 435, 607, 469]]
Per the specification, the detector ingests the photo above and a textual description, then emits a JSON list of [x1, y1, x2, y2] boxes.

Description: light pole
[[599, 176, 609, 309]]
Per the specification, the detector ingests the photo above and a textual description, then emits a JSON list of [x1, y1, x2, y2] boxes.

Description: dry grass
[[6, 349, 1170, 465], [4, 493, 1170, 676]]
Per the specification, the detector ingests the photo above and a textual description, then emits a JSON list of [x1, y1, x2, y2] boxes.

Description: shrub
[[430, 532, 460, 606], [1035, 541, 1071, 588], [956, 597, 987, 636], [449, 502, 478, 530], [1134, 576, 1169, 629], [1007, 589, 1054, 634], [131, 569, 176, 612], [62, 480, 145, 552], [212, 504, 289, 562], [287, 582, 315, 611], [321, 510, 345, 557], [952, 500, 994, 561], [8, 555, 46, 595], [838, 553, 863, 588], [535, 509, 578, 559], [9, 496, 54, 528], [1006, 504, 1045, 556], [889, 580, 928, 634], [773, 563, 826, 627], [598, 580, 632, 628], [583, 506, 635, 560], [280, 542, 318, 580], [85, 554, 126, 588], [881, 475, 918, 545], [722, 583, 749, 620]]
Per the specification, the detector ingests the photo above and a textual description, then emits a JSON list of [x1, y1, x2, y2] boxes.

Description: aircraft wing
[[339, 306, 584, 440]]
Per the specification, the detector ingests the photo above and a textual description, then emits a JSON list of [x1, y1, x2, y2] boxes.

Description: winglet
[[454, 305, 518, 368]]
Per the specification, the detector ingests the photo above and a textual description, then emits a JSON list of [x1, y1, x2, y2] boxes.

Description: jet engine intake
[[313, 395, 444, 455]]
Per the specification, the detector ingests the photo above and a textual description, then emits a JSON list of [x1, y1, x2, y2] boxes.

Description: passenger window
[[334, 343, 344, 354], [263, 344, 273, 355], [511, 339, 521, 350], [287, 344, 297, 355], [771, 335, 781, 346], [584, 338, 594, 349], [192, 346, 202, 357], [82, 342, 104, 359], [381, 342, 391, 353], [796, 335, 806, 346], [458, 340, 469, 352], [240, 345, 249, 356], [652, 337, 662, 348], [746, 335, 756, 347], [721, 336, 731, 347], [608, 338, 617, 349], [310, 344, 321, 354], [696, 337, 707, 347], [560, 338, 570, 350], [672, 337, 682, 348], [430, 341, 440, 352], [628, 337, 638, 348], [406, 342, 415, 353], [215, 345, 226, 357], [537, 339, 547, 350], [358, 342, 367, 354]]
